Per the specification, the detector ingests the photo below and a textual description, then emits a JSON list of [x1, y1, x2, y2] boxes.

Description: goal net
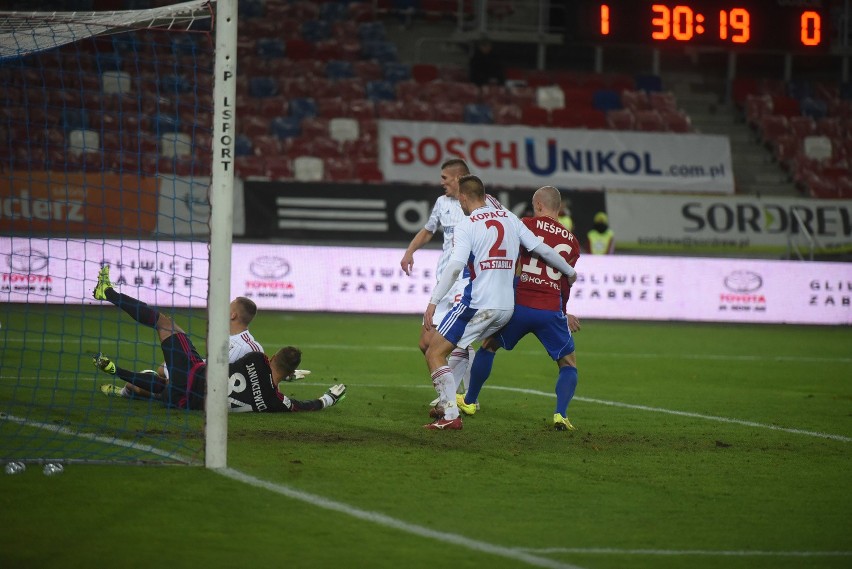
[[0, 0, 222, 467]]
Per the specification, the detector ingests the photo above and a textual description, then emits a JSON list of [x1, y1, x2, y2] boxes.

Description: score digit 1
[[601, 4, 610, 36]]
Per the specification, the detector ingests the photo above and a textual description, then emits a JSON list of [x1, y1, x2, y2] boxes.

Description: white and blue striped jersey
[[450, 206, 543, 310]]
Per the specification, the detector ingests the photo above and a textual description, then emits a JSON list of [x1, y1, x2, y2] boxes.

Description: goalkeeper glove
[[320, 384, 346, 408]]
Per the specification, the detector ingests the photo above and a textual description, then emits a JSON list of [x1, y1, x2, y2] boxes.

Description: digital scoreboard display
[[578, 1, 830, 51]]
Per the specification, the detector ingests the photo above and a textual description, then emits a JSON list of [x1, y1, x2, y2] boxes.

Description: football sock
[[104, 289, 160, 328], [465, 347, 495, 405], [116, 367, 166, 394], [431, 366, 459, 419], [462, 346, 476, 394], [448, 349, 469, 394], [555, 365, 578, 418]]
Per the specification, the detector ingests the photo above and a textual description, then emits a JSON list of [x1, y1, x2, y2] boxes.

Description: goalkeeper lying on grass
[[90, 266, 346, 413]]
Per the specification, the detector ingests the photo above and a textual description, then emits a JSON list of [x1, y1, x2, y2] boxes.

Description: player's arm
[[424, 259, 465, 330], [283, 384, 347, 412], [400, 227, 436, 275]]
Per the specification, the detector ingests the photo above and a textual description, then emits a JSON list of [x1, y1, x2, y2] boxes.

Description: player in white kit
[[400, 159, 501, 404], [422, 175, 578, 430]]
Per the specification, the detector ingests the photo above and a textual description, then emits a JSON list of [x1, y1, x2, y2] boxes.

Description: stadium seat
[[395, 80, 421, 103], [235, 155, 267, 178], [289, 98, 319, 120], [333, 78, 367, 100], [803, 135, 833, 161], [383, 62, 411, 83], [271, 116, 302, 139], [329, 117, 360, 143], [153, 114, 181, 134], [317, 97, 348, 118], [234, 134, 254, 156], [101, 70, 132, 95], [606, 109, 635, 130], [788, 116, 816, 138], [67, 129, 100, 155], [412, 63, 439, 83], [294, 156, 325, 181], [800, 97, 828, 120], [376, 100, 406, 119], [660, 110, 692, 133], [361, 40, 397, 62], [366, 80, 396, 101], [758, 115, 790, 144], [320, 2, 349, 22], [346, 99, 377, 119], [285, 39, 314, 60], [257, 98, 289, 118], [535, 86, 565, 111], [593, 90, 622, 112], [326, 60, 355, 80], [358, 21, 386, 42], [464, 103, 493, 124], [325, 157, 354, 181], [520, 105, 549, 127], [252, 135, 281, 157], [159, 132, 192, 158], [249, 76, 278, 98], [301, 20, 331, 43], [622, 90, 651, 112], [309, 136, 343, 159], [634, 110, 665, 131], [352, 60, 384, 81], [481, 85, 511, 106], [649, 91, 678, 111], [354, 159, 384, 182], [402, 100, 434, 121], [300, 117, 331, 139], [771, 95, 801, 117], [265, 158, 293, 180], [433, 102, 464, 123], [256, 38, 285, 58], [239, 115, 270, 137], [62, 108, 89, 131]]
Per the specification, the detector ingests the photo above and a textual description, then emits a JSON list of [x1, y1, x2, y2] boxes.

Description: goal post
[[205, 0, 237, 470], [0, 0, 234, 469]]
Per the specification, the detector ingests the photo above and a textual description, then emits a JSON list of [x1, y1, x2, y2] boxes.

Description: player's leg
[[463, 306, 532, 410], [450, 308, 514, 417], [532, 310, 578, 431], [93, 353, 169, 394]]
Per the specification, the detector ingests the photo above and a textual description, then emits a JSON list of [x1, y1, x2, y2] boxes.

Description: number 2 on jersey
[[485, 220, 507, 257]]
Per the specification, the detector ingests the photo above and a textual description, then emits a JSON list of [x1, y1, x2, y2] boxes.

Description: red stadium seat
[[324, 157, 355, 181], [354, 159, 384, 182], [606, 109, 635, 130], [634, 110, 665, 132], [520, 105, 549, 127], [660, 110, 692, 133], [433, 102, 464, 123], [235, 155, 267, 178], [412, 63, 439, 83], [265, 158, 293, 180], [492, 103, 522, 125]]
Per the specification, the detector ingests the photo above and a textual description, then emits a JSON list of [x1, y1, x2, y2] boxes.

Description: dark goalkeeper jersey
[[226, 352, 291, 413]]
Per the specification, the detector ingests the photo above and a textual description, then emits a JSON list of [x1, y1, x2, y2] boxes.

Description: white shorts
[[429, 277, 468, 326], [438, 305, 514, 350]]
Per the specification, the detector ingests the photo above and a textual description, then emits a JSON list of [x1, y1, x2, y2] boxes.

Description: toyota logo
[[724, 271, 762, 293], [249, 256, 290, 279], [6, 248, 49, 273]]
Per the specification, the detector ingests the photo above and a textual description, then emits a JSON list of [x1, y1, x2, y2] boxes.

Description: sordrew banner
[[606, 192, 852, 255], [5, 238, 849, 325], [379, 120, 735, 193]]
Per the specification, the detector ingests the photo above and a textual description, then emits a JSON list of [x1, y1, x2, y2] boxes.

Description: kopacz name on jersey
[[469, 209, 515, 272]]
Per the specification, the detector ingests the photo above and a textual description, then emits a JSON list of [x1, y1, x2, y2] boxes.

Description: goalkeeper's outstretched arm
[[286, 384, 347, 412]]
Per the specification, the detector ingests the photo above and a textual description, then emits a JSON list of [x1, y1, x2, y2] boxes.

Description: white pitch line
[[0, 412, 195, 464], [216, 467, 587, 569], [515, 547, 852, 557], [482, 385, 852, 444]]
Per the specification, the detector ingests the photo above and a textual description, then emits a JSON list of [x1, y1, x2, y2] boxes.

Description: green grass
[[1, 305, 851, 569]]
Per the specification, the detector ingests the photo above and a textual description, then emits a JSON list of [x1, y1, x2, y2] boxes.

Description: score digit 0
[[801, 10, 821, 46]]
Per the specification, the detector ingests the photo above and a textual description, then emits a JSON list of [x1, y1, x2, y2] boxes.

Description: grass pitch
[[1, 305, 850, 569]]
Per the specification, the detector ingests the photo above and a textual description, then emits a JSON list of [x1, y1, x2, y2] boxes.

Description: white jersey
[[424, 193, 504, 281], [160, 329, 263, 380], [229, 330, 264, 361], [450, 206, 543, 310]]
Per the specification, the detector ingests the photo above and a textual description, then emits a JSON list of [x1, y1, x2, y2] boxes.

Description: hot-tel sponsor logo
[[2, 247, 52, 294], [243, 256, 294, 299], [719, 271, 766, 312], [570, 272, 664, 301], [339, 265, 434, 295]]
